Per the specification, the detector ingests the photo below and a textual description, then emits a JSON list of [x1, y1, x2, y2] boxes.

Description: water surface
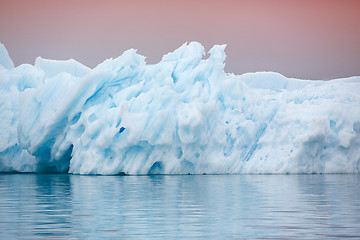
[[0, 174, 359, 239]]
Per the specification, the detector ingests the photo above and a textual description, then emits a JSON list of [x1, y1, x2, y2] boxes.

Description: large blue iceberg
[[1, 42, 360, 174]]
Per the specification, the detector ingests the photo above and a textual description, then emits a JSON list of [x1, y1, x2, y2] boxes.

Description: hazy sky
[[1, 0, 359, 79]]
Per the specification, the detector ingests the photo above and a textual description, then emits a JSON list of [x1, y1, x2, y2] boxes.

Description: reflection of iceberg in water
[[1, 174, 359, 238], [1, 42, 360, 174]]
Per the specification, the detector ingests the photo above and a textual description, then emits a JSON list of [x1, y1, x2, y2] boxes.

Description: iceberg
[[1, 42, 360, 174]]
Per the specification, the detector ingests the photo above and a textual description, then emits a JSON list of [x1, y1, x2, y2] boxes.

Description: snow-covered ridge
[[1, 42, 360, 174]]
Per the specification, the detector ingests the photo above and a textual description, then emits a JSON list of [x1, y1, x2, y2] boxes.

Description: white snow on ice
[[1, 42, 360, 174]]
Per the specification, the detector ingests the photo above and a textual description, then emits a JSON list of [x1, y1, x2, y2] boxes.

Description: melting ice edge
[[1, 42, 360, 174]]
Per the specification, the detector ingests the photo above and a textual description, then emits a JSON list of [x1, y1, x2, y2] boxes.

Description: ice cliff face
[[1, 42, 360, 174]]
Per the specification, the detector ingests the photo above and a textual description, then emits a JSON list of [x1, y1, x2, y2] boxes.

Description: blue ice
[[1, 42, 360, 174]]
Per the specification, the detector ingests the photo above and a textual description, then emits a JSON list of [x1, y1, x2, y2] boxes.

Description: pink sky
[[1, 0, 359, 79]]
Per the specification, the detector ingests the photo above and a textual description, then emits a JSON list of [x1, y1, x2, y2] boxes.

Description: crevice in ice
[[88, 113, 97, 123], [353, 121, 360, 134], [70, 112, 81, 125], [56, 144, 72, 173], [223, 132, 235, 157], [176, 147, 183, 159], [148, 161, 163, 175], [84, 86, 105, 108], [241, 107, 278, 163], [119, 127, 125, 133], [180, 159, 195, 174]]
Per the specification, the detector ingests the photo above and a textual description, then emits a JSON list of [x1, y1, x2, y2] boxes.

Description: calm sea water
[[0, 174, 359, 239]]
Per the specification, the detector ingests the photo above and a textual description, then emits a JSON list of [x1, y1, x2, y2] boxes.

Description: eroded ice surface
[[1, 42, 360, 174]]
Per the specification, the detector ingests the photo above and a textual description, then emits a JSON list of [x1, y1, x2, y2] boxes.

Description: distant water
[[0, 174, 359, 239]]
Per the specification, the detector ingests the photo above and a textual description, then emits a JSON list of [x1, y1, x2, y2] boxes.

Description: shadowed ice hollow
[[1, 42, 360, 174]]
